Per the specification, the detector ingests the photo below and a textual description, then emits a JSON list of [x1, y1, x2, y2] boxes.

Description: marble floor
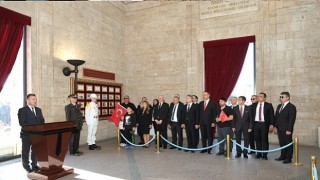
[[0, 138, 319, 180]]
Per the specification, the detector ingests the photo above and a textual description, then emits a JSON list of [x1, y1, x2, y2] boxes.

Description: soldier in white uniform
[[85, 93, 101, 150]]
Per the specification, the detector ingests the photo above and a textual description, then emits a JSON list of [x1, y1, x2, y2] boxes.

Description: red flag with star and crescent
[[109, 103, 127, 126]]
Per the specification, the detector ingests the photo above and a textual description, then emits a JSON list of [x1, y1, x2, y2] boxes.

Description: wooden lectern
[[22, 121, 76, 180]]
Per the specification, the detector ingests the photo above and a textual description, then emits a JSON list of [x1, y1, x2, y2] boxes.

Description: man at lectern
[[85, 93, 101, 150], [18, 94, 45, 173], [65, 94, 83, 156]]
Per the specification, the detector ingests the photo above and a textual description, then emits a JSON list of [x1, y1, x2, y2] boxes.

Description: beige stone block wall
[[125, 1, 320, 146], [1, 1, 125, 142]]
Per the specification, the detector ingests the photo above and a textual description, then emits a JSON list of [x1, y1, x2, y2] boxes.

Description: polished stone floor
[[0, 138, 319, 180]]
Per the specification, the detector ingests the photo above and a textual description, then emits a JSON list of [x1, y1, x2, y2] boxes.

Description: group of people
[[18, 90, 296, 174], [118, 91, 297, 165]]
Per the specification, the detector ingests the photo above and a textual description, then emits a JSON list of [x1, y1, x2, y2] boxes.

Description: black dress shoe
[[163, 146, 167, 149], [282, 159, 292, 164], [74, 151, 83, 156], [169, 147, 176, 149], [255, 155, 261, 159], [262, 156, 268, 160], [32, 166, 40, 173], [243, 154, 248, 158], [275, 157, 286, 161], [235, 154, 241, 158], [200, 150, 207, 153], [89, 145, 95, 150], [92, 144, 101, 150], [178, 148, 181, 151], [216, 152, 224, 156], [191, 151, 195, 153]]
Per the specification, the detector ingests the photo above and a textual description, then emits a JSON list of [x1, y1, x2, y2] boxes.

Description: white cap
[[90, 93, 98, 99]]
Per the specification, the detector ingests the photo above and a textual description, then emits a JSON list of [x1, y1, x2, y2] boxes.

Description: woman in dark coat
[[139, 101, 152, 148]]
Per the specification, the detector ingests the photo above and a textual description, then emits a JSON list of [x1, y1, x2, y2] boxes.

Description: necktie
[[158, 103, 162, 109], [279, 103, 284, 113], [171, 104, 177, 120], [240, 106, 243, 118], [203, 101, 207, 111], [187, 104, 190, 112], [32, 107, 37, 116], [258, 103, 262, 121]]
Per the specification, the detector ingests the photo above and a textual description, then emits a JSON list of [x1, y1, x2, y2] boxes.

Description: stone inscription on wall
[[200, 0, 259, 19]]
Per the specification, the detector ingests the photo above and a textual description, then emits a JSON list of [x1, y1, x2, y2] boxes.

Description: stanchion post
[[156, 131, 160, 153], [117, 129, 121, 150], [310, 156, 317, 180], [293, 137, 303, 166], [225, 135, 231, 160]]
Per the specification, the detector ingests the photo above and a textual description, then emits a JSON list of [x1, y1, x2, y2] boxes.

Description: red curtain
[[0, 7, 31, 92], [203, 36, 255, 103]]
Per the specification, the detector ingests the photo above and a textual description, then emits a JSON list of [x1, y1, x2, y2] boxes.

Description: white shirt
[[255, 102, 265, 122], [119, 121, 124, 130], [85, 101, 99, 125], [279, 101, 290, 112], [171, 103, 179, 122]]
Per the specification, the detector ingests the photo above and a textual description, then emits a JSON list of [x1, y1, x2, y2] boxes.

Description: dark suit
[[198, 99, 217, 152], [274, 102, 296, 161], [18, 106, 45, 172], [182, 103, 199, 149], [251, 102, 274, 157], [65, 103, 83, 154], [232, 105, 252, 155], [168, 102, 184, 147], [153, 102, 169, 147]]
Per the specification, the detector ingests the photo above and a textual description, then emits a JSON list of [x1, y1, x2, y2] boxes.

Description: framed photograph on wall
[[79, 102, 85, 108], [109, 87, 114, 93], [80, 110, 85, 116], [86, 93, 91, 99], [109, 101, 114, 108], [115, 87, 120, 93], [109, 109, 114, 114], [102, 94, 107, 100], [102, 109, 107, 115], [115, 101, 120, 105], [102, 102, 108, 107], [78, 93, 84, 100], [86, 85, 93, 91], [109, 94, 114, 100], [78, 84, 84, 91], [94, 85, 101, 92], [102, 86, 107, 92], [115, 95, 120, 100]]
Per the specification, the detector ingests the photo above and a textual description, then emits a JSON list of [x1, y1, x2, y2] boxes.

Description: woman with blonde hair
[[139, 101, 152, 148]]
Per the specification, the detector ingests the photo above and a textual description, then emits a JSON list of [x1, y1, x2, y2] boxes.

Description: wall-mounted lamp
[[63, 59, 85, 94]]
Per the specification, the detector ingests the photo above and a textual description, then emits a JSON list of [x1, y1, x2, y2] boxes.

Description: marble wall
[[1, 0, 319, 146]]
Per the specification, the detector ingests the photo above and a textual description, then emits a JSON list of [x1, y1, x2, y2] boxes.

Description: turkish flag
[[109, 103, 127, 126], [220, 110, 228, 123]]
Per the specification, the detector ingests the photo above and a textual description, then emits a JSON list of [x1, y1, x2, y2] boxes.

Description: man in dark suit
[[192, 95, 200, 148], [232, 96, 252, 158], [181, 95, 199, 153], [248, 95, 258, 154], [251, 92, 274, 160], [153, 95, 169, 149], [274, 92, 297, 164], [198, 91, 217, 154], [168, 96, 184, 149], [65, 94, 83, 156], [18, 94, 45, 173]]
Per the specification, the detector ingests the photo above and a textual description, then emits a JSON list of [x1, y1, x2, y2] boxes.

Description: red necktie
[[258, 103, 262, 121], [204, 101, 207, 111]]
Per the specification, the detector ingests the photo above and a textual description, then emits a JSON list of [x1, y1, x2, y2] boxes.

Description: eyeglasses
[[279, 96, 284, 99], [251, 98, 256, 100], [124, 98, 129, 99]]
